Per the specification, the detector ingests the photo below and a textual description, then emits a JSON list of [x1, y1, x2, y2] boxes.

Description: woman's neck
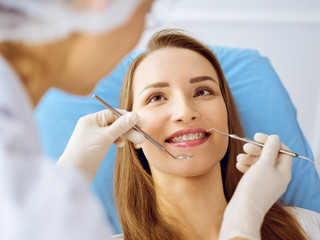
[[155, 164, 227, 240]]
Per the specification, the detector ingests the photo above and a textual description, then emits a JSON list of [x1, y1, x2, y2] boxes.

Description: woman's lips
[[168, 136, 210, 148], [165, 128, 211, 148]]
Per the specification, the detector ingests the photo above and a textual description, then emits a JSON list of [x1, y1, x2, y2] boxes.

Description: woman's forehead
[[133, 48, 218, 83]]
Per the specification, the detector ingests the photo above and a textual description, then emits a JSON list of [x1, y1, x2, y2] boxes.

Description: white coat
[[0, 55, 113, 240]]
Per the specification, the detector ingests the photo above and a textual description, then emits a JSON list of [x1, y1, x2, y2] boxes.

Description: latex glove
[[236, 133, 288, 173], [57, 109, 145, 182], [219, 134, 292, 240]]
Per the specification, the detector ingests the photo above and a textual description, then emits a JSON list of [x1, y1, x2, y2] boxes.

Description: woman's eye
[[146, 94, 166, 104], [194, 88, 213, 97]]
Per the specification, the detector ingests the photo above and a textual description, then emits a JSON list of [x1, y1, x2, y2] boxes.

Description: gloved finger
[[94, 109, 118, 127], [276, 141, 292, 174], [259, 135, 281, 165], [237, 153, 258, 166], [104, 112, 140, 141], [94, 109, 140, 127], [253, 132, 269, 143], [277, 154, 292, 185], [254, 132, 290, 165], [118, 109, 147, 128], [114, 137, 125, 148], [117, 110, 146, 143], [236, 162, 250, 173], [103, 109, 145, 144], [122, 129, 145, 144], [243, 143, 262, 156], [254, 132, 289, 153], [278, 152, 292, 170]]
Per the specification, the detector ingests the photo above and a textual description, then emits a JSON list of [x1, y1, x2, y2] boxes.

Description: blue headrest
[[35, 46, 320, 233]]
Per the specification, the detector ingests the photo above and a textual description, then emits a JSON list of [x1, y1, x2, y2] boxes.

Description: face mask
[[0, 0, 144, 44]]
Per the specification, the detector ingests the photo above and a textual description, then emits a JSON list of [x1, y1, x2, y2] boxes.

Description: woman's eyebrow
[[140, 82, 169, 94], [190, 76, 218, 84], [139, 76, 217, 94]]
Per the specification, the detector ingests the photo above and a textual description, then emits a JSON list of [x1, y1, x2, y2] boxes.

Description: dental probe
[[93, 94, 193, 160], [206, 127, 319, 165]]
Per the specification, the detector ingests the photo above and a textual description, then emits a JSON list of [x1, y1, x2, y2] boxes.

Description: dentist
[[0, 0, 152, 239]]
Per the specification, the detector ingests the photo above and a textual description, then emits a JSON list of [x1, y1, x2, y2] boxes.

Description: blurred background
[[137, 0, 320, 166]]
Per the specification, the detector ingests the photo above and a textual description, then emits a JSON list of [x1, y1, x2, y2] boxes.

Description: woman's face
[[132, 48, 229, 178]]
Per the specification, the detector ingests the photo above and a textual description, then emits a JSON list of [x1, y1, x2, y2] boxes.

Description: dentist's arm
[[219, 135, 292, 240], [57, 109, 145, 182]]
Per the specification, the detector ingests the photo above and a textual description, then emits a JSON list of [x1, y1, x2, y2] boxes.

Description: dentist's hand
[[57, 110, 145, 182], [236, 133, 288, 173], [219, 135, 292, 240]]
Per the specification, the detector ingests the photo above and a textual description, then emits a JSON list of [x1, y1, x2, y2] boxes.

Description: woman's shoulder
[[110, 234, 124, 240], [284, 206, 320, 239]]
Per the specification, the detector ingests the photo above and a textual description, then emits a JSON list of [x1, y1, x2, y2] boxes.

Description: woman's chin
[[168, 159, 221, 178], [61, 84, 95, 96]]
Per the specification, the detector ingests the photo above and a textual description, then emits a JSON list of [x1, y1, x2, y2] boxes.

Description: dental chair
[[35, 46, 320, 233]]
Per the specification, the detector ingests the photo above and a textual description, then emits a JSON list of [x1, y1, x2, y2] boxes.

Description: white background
[[138, 0, 320, 169]]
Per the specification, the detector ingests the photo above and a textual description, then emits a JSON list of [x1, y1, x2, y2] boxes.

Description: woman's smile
[[165, 127, 211, 148]]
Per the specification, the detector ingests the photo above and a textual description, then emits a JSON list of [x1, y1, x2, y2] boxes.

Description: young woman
[[58, 29, 320, 239], [112, 29, 320, 239]]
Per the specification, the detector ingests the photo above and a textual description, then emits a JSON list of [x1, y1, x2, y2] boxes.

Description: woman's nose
[[171, 98, 200, 124]]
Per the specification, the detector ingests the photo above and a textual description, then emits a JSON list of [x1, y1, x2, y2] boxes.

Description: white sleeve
[[0, 55, 114, 240], [0, 157, 114, 240], [285, 206, 320, 239]]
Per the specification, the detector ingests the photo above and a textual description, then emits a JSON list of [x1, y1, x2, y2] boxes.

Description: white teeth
[[170, 133, 206, 143]]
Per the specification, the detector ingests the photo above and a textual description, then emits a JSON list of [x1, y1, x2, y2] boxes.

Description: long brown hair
[[114, 29, 306, 239]]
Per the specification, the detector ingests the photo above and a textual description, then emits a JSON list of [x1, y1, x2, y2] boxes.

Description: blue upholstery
[[35, 47, 320, 233]]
